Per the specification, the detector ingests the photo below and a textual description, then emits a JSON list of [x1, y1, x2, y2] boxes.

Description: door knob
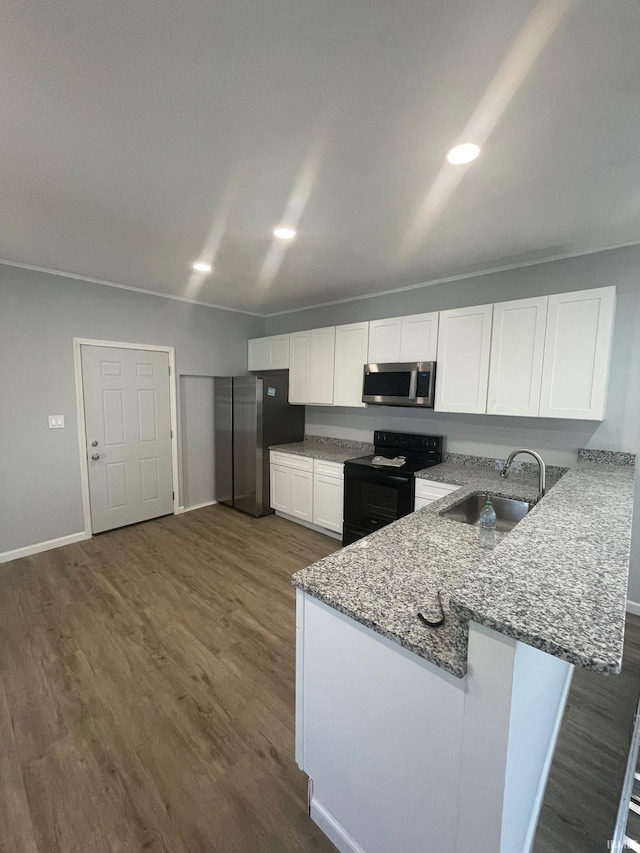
[[91, 453, 100, 461], [91, 440, 98, 447]]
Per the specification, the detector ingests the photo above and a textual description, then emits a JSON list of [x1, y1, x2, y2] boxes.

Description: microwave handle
[[408, 367, 418, 400]]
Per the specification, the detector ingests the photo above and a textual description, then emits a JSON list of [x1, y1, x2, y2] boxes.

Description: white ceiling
[[1, 0, 639, 315]]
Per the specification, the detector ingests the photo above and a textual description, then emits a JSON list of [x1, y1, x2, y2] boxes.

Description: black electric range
[[342, 430, 443, 546]]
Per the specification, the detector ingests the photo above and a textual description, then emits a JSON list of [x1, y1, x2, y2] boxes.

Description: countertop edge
[[293, 581, 468, 679]]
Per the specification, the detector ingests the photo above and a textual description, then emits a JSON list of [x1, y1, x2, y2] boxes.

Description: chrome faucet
[[500, 449, 546, 500]]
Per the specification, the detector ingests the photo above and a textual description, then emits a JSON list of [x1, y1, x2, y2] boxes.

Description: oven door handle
[[408, 367, 418, 400]]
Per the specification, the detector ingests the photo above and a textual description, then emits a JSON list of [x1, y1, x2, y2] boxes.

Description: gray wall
[[180, 375, 216, 510], [0, 265, 264, 553], [266, 245, 640, 600]]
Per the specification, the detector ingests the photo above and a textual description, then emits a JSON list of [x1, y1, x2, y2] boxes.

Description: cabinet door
[[414, 497, 432, 511], [368, 317, 402, 363], [308, 327, 336, 406], [313, 475, 344, 533], [270, 465, 291, 513], [487, 297, 547, 417], [289, 331, 311, 404], [291, 469, 313, 521], [435, 304, 493, 414], [400, 313, 439, 362], [539, 286, 616, 420], [248, 338, 270, 371], [269, 335, 290, 370], [333, 322, 369, 408]]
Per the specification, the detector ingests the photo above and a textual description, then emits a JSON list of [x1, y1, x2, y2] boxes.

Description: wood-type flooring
[[1, 504, 638, 852]]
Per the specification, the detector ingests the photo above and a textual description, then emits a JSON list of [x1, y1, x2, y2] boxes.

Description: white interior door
[[81, 345, 174, 533]]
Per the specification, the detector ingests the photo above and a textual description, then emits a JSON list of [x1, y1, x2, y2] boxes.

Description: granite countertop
[[292, 450, 636, 678], [270, 435, 373, 464]]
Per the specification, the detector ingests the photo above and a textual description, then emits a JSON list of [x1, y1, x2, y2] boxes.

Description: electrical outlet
[[48, 415, 65, 429]]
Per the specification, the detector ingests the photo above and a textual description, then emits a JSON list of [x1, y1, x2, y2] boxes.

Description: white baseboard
[[310, 798, 366, 853], [627, 600, 640, 616], [183, 500, 217, 512], [0, 531, 90, 564]]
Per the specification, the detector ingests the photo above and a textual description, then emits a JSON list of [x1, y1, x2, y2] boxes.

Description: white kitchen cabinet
[[308, 327, 336, 406], [414, 479, 460, 510], [269, 452, 314, 521], [289, 330, 311, 404], [291, 469, 314, 521], [487, 297, 548, 417], [313, 460, 344, 533], [539, 286, 616, 421], [400, 312, 439, 362], [248, 334, 290, 371], [435, 304, 493, 414], [333, 322, 369, 408], [368, 317, 402, 362]]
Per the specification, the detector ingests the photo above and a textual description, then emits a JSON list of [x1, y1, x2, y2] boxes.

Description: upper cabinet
[[400, 312, 439, 362], [289, 327, 336, 405], [435, 304, 493, 414], [368, 313, 439, 363], [487, 297, 548, 417], [368, 317, 402, 362], [289, 331, 311, 404], [333, 322, 369, 408], [257, 286, 616, 421], [248, 334, 290, 371], [539, 286, 616, 420], [308, 327, 336, 405]]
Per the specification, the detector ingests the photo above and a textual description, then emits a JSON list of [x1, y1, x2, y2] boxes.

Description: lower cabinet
[[414, 479, 460, 510], [270, 452, 313, 521], [312, 460, 344, 533], [270, 453, 344, 535]]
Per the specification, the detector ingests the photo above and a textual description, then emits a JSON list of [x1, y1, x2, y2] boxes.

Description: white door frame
[[73, 338, 180, 537]]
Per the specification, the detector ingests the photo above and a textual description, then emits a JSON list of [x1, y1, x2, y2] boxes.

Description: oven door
[[343, 466, 415, 545]]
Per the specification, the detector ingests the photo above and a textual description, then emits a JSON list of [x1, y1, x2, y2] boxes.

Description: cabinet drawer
[[414, 479, 460, 501], [269, 451, 313, 472], [313, 459, 344, 480]]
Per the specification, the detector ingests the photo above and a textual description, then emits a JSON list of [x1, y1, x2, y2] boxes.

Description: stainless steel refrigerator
[[214, 374, 304, 517]]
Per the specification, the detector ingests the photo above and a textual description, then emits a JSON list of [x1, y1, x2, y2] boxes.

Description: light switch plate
[[48, 415, 64, 429]]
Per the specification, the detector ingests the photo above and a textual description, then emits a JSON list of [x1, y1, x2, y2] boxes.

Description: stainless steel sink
[[441, 493, 532, 532]]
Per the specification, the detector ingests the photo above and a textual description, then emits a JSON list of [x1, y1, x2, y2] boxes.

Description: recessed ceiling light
[[446, 143, 481, 165], [273, 227, 296, 239], [192, 261, 212, 273]]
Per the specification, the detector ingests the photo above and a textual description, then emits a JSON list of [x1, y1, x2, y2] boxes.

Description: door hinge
[[168, 364, 171, 375], [307, 777, 313, 816], [170, 428, 173, 439], [172, 491, 175, 500]]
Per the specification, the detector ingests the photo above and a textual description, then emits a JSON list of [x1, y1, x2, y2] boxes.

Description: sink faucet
[[500, 449, 546, 500]]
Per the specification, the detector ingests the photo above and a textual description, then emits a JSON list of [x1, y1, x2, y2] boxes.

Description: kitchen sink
[[441, 493, 532, 533]]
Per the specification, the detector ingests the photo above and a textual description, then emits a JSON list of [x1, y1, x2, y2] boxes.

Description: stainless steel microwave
[[362, 362, 436, 407]]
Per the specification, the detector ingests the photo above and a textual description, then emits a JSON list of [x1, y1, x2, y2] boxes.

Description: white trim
[[522, 663, 574, 853], [0, 532, 89, 564], [3, 242, 640, 320], [0, 257, 263, 317], [627, 600, 640, 617], [183, 500, 217, 512], [73, 338, 181, 538], [310, 798, 366, 853], [264, 240, 640, 317]]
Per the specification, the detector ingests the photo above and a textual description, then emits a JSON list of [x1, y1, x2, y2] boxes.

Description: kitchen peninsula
[[293, 450, 636, 853]]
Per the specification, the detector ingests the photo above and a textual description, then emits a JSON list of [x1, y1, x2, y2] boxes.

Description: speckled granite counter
[[293, 451, 636, 678], [270, 434, 373, 464]]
